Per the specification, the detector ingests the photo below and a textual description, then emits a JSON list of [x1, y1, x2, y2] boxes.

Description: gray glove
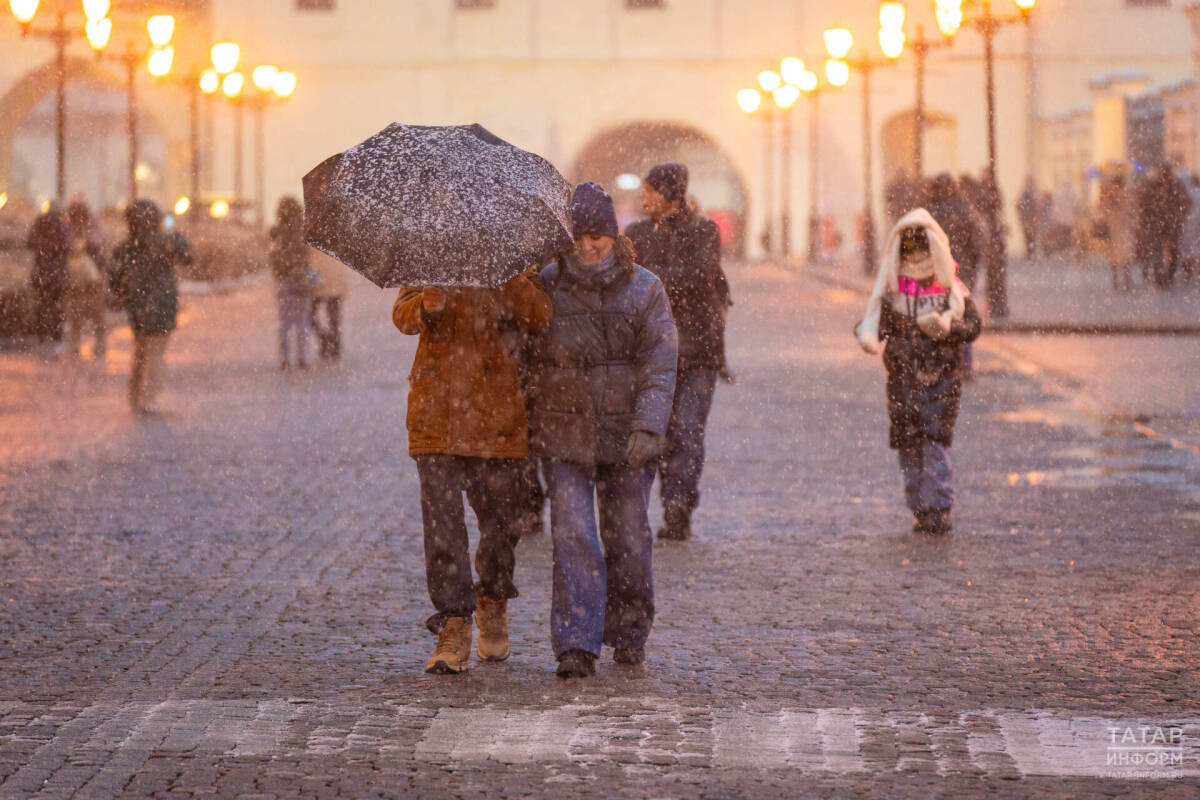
[[625, 430, 663, 467]]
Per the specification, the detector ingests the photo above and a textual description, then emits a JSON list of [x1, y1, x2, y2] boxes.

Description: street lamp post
[[825, 23, 901, 276], [10, 0, 115, 200], [93, 12, 174, 203], [937, 0, 1036, 317], [903, 24, 954, 177], [772, 81, 801, 259], [757, 69, 782, 257], [736, 86, 769, 258], [250, 65, 296, 228], [782, 58, 823, 263]]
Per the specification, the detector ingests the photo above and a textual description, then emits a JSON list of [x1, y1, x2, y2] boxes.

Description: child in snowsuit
[[855, 209, 982, 534]]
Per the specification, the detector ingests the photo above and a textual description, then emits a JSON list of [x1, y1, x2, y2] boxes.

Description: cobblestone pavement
[[1, 266, 1197, 798]]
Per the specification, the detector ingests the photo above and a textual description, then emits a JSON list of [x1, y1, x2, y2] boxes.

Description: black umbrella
[[302, 123, 573, 288]]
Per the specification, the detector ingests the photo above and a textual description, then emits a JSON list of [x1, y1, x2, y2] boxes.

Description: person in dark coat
[[110, 200, 192, 414], [978, 169, 1008, 317], [625, 162, 730, 541], [1016, 177, 1040, 260], [1138, 165, 1192, 289], [924, 173, 980, 375], [26, 204, 71, 347], [64, 201, 110, 358], [393, 268, 552, 675], [856, 210, 982, 535], [270, 197, 317, 370], [531, 182, 678, 678]]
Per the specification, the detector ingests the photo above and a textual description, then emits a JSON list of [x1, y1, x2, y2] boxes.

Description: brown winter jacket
[[393, 272, 552, 459]]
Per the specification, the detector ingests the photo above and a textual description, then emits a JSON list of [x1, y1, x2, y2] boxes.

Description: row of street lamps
[[737, 0, 1036, 291], [8, 0, 297, 224]]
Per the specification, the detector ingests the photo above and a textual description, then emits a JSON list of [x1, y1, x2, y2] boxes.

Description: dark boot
[[613, 648, 644, 665], [657, 504, 691, 541], [925, 509, 952, 535], [556, 649, 596, 679]]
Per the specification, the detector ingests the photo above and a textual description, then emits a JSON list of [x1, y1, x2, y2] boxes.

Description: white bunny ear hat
[[855, 207, 966, 354]]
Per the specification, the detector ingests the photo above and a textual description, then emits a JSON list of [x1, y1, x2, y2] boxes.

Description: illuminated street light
[[253, 64, 278, 92], [200, 69, 220, 94], [757, 70, 781, 93], [879, 1, 906, 30], [780, 56, 806, 86], [773, 84, 801, 110], [796, 69, 819, 94], [147, 45, 173, 77], [936, 0, 964, 37], [174, 196, 191, 215], [824, 27, 854, 60], [82, 0, 109, 20], [825, 59, 850, 88], [0, 192, 7, 211], [84, 16, 110, 51], [736, 87, 762, 114], [878, 29, 905, 59], [1014, 0, 1036, 13], [146, 14, 175, 47], [10, 0, 40, 26], [211, 42, 240, 74], [272, 71, 297, 98], [222, 71, 244, 98], [210, 199, 230, 219]]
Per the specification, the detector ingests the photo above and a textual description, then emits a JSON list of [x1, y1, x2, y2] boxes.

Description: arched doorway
[[880, 109, 959, 183], [1, 57, 174, 210], [571, 121, 749, 255]]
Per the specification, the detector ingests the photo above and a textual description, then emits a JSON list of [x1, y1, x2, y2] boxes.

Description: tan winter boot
[[425, 616, 472, 674], [475, 596, 510, 661]]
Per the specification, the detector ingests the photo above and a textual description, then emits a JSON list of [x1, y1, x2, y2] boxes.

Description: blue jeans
[[278, 292, 311, 366], [659, 367, 718, 517], [545, 459, 655, 658], [897, 439, 954, 513]]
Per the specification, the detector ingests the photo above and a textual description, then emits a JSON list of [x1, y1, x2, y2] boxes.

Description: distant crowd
[[886, 163, 1200, 293]]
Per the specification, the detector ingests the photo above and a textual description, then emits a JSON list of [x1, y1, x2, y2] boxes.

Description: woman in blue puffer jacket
[[530, 182, 678, 679]]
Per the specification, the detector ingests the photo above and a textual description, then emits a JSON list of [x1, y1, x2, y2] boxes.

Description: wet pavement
[[1, 265, 1198, 798]]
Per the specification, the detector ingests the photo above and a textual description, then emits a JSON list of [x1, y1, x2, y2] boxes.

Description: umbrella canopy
[[302, 123, 573, 288]]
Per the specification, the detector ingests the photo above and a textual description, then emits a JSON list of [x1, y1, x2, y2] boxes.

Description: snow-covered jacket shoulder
[[530, 240, 678, 464]]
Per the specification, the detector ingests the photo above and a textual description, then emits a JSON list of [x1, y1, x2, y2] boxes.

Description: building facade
[[1, 0, 1195, 256]]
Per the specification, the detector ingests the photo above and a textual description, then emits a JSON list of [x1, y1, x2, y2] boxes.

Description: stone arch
[[880, 108, 959, 183], [0, 55, 186, 204], [570, 120, 750, 254]]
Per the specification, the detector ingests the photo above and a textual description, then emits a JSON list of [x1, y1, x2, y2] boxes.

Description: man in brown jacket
[[393, 270, 552, 674]]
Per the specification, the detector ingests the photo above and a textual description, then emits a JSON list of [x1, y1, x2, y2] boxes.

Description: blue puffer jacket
[[530, 238, 678, 464]]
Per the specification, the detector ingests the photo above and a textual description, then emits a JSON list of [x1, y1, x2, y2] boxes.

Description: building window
[[296, 0, 335, 10], [456, 0, 495, 9], [627, 0, 666, 8]]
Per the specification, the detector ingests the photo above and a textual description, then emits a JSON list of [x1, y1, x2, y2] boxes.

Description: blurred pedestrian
[[309, 248, 347, 361], [270, 197, 317, 370], [1180, 173, 1200, 282], [855, 210, 982, 535], [1138, 165, 1191, 289], [1017, 177, 1040, 260], [393, 269, 552, 675], [1099, 174, 1136, 292], [110, 200, 191, 414], [532, 182, 677, 678], [26, 203, 71, 348], [925, 173, 980, 376], [978, 169, 1008, 317], [64, 201, 109, 359], [626, 162, 730, 541]]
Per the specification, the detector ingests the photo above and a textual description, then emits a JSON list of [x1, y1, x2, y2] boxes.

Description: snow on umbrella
[[302, 123, 573, 288]]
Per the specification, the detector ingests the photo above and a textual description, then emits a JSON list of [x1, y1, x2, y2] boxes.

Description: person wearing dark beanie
[[626, 163, 733, 542], [644, 163, 689, 210], [569, 181, 620, 240], [530, 181, 678, 678]]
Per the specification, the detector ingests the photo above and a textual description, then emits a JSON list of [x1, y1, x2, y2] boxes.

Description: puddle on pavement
[[991, 401, 1198, 492]]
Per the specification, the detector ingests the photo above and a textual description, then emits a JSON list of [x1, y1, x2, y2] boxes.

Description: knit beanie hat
[[569, 181, 619, 239], [645, 162, 689, 208]]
